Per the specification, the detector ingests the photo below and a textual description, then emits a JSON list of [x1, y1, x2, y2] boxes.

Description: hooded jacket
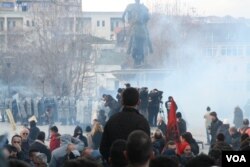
[[73, 126, 88, 147]]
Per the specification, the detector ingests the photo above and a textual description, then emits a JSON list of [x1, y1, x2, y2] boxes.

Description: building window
[[32, 21, 35, 26], [102, 20, 105, 27], [26, 20, 30, 27], [97, 21, 100, 27]]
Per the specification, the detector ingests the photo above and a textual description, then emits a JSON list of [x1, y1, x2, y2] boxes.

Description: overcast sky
[[82, 0, 250, 18]]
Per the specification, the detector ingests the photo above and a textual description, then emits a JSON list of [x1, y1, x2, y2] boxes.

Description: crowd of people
[[0, 87, 250, 167]]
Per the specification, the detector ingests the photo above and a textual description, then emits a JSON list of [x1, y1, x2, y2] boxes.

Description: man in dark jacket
[[209, 133, 233, 166], [73, 126, 88, 147], [100, 87, 150, 163], [176, 112, 187, 135], [28, 120, 40, 144], [29, 131, 51, 162], [209, 112, 222, 145]]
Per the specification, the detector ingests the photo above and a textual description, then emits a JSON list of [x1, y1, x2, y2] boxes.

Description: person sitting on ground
[[100, 87, 150, 162], [209, 133, 233, 166], [149, 156, 178, 167], [180, 145, 195, 166], [49, 126, 60, 152], [229, 126, 241, 150], [73, 126, 88, 147], [185, 154, 215, 167], [240, 133, 250, 151], [109, 139, 128, 167], [151, 129, 165, 156], [30, 131, 51, 162], [124, 130, 153, 167], [180, 132, 199, 156], [239, 118, 250, 136], [176, 112, 187, 135]]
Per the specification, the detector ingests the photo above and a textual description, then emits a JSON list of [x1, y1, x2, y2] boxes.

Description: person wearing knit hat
[[240, 118, 250, 136], [209, 112, 223, 145]]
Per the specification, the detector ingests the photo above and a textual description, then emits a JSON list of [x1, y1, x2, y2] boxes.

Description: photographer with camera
[[148, 89, 163, 127]]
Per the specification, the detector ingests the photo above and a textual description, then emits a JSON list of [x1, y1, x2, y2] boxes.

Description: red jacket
[[50, 133, 60, 152]]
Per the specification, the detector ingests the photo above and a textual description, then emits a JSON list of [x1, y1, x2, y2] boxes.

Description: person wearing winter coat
[[180, 132, 199, 156], [49, 126, 60, 152], [176, 112, 187, 135], [209, 112, 223, 145], [229, 127, 241, 150], [216, 119, 231, 145], [180, 145, 195, 166], [209, 133, 233, 166], [233, 106, 244, 129], [91, 122, 103, 150], [73, 126, 88, 147], [28, 120, 40, 144], [29, 131, 51, 162], [49, 134, 84, 167]]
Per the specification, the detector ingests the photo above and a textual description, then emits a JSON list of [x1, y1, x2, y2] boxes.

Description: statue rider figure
[[122, 0, 153, 67]]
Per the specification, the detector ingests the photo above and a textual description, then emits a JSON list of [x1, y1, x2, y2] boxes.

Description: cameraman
[[148, 89, 163, 126]]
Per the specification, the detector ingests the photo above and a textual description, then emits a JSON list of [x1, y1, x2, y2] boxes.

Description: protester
[[73, 126, 88, 147], [204, 106, 211, 145], [20, 128, 31, 163], [28, 120, 40, 144], [239, 118, 250, 136], [157, 116, 167, 135], [49, 134, 84, 167], [209, 111, 223, 145], [91, 122, 103, 149], [233, 106, 244, 129], [125, 130, 153, 167], [180, 145, 195, 166], [176, 112, 187, 135], [100, 88, 150, 162], [109, 139, 128, 167], [229, 127, 241, 150], [11, 135, 25, 161], [216, 119, 231, 145], [49, 126, 60, 152], [180, 132, 199, 156], [240, 133, 250, 150], [209, 133, 233, 166], [30, 131, 51, 162], [151, 129, 165, 155]]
